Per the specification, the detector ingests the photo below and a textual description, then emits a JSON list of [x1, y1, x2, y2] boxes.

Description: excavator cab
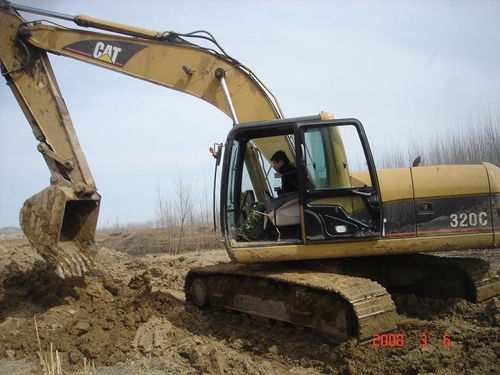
[[221, 116, 383, 250]]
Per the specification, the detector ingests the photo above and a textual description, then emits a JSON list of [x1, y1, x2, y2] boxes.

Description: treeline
[[98, 173, 222, 256], [376, 112, 499, 168]]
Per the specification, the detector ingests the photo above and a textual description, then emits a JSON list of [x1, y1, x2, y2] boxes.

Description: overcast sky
[[1, 0, 499, 228]]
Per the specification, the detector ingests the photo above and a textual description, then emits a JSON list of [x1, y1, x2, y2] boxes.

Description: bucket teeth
[[55, 264, 66, 280], [37, 248, 95, 279], [45, 243, 95, 279], [19, 185, 100, 279]]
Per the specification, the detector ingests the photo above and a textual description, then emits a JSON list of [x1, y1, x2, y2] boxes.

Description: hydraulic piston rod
[[215, 68, 239, 125], [6, 1, 169, 40]]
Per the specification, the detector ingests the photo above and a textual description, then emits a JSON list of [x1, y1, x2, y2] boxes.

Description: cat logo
[[93, 42, 122, 64], [62, 40, 147, 67]]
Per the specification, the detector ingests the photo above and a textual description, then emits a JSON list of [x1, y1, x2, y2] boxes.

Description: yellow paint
[[310, 196, 366, 215], [319, 111, 335, 120], [98, 54, 113, 63], [483, 162, 500, 194], [229, 233, 494, 263], [74, 14, 166, 39], [350, 164, 495, 202], [352, 168, 414, 203], [412, 164, 490, 199], [23, 21, 298, 194]]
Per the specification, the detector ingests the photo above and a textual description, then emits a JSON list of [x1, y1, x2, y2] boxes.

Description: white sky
[[1, 0, 500, 228]]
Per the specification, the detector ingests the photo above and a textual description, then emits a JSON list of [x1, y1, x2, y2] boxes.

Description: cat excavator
[[1, 1, 498, 343]]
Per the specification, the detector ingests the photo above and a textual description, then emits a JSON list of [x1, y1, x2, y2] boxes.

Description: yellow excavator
[[1, 1, 498, 343]]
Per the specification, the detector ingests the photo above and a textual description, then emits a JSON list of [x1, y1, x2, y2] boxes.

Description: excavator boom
[[0, 1, 292, 276]]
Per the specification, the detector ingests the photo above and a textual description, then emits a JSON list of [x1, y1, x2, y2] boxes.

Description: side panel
[[383, 201, 416, 237], [415, 195, 491, 236], [411, 165, 494, 248], [377, 168, 416, 237], [352, 169, 417, 237], [375, 168, 414, 202], [412, 164, 490, 198]]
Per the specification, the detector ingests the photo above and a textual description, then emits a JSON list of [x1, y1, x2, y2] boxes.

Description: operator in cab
[[271, 150, 298, 195]]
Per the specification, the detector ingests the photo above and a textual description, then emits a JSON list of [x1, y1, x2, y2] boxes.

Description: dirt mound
[[0, 235, 499, 374], [0, 239, 228, 371]]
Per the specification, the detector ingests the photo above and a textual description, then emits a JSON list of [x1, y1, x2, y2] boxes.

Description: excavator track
[[299, 251, 499, 303], [414, 251, 500, 302], [184, 250, 498, 344], [185, 263, 397, 343]]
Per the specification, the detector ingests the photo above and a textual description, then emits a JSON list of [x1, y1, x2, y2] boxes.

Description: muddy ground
[[0, 232, 498, 374]]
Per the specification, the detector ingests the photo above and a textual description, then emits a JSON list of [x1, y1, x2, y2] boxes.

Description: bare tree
[[174, 172, 193, 255], [191, 178, 212, 227], [156, 185, 168, 230], [375, 111, 500, 168], [153, 172, 221, 255], [155, 184, 176, 252]]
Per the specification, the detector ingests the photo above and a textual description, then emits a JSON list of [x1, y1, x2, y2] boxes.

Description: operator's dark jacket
[[278, 163, 298, 194]]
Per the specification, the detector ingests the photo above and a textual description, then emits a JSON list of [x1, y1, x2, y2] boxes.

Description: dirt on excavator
[[0, 230, 498, 375]]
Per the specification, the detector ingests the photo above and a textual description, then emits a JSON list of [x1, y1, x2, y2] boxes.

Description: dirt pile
[[0, 234, 498, 374], [0, 239, 228, 371]]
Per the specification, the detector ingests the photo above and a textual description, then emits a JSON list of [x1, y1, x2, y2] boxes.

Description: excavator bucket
[[19, 185, 100, 279]]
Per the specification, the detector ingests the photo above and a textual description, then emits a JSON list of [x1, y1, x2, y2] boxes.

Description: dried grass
[[97, 225, 223, 256], [34, 316, 96, 375]]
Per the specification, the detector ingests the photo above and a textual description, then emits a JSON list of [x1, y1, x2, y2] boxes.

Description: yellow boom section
[[0, 2, 293, 277], [20, 23, 293, 158]]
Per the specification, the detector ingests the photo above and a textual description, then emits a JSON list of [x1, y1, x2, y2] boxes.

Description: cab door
[[296, 119, 383, 242]]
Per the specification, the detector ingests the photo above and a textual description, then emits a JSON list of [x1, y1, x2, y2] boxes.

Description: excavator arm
[[0, 1, 293, 277], [0, 3, 102, 278]]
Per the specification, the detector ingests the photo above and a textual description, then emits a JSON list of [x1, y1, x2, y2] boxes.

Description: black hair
[[271, 150, 289, 164]]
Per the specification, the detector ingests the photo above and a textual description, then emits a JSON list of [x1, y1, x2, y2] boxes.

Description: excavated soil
[[0, 233, 499, 374]]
